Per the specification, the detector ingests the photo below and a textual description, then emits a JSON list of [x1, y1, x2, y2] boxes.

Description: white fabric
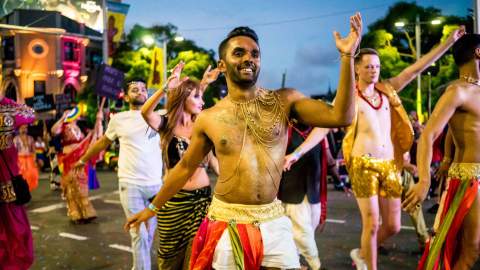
[[284, 195, 321, 270], [212, 215, 300, 269], [105, 110, 163, 186]]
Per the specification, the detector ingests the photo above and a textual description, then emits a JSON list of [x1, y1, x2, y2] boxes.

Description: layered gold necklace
[[216, 88, 288, 194], [228, 88, 288, 148]]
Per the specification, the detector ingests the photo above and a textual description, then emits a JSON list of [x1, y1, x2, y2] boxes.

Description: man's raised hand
[[334, 12, 362, 55]]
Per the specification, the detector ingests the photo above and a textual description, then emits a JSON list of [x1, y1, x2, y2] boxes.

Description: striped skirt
[[157, 186, 211, 260]]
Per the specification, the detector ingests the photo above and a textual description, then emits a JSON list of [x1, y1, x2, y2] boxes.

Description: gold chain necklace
[[462, 75, 480, 86], [228, 88, 288, 148], [216, 88, 288, 194]]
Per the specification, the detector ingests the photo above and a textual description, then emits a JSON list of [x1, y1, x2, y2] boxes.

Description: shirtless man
[[344, 27, 465, 270], [404, 33, 480, 270], [126, 13, 362, 269]]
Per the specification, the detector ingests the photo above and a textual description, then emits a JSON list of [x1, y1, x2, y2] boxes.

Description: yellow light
[[431, 19, 441, 25], [142, 35, 155, 46], [395, 21, 405, 28], [174, 36, 184, 42], [56, 70, 64, 78]]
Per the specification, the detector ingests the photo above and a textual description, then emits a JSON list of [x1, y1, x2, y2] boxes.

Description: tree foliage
[[110, 23, 219, 107]]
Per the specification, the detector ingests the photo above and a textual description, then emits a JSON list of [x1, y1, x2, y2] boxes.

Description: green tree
[[110, 23, 219, 107]]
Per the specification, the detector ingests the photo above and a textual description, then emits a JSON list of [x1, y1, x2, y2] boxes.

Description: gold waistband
[[448, 163, 480, 180], [207, 196, 285, 224]]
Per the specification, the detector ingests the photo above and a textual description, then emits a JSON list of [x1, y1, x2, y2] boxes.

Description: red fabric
[[190, 218, 264, 270], [417, 178, 478, 270], [431, 132, 445, 163], [58, 133, 92, 176], [190, 219, 228, 270], [319, 139, 328, 225], [237, 223, 264, 269], [443, 179, 477, 269], [418, 238, 431, 270], [0, 203, 34, 270]]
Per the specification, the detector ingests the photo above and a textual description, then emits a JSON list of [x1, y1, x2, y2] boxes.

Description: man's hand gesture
[[334, 12, 362, 55], [402, 182, 429, 213], [124, 208, 156, 232], [445, 25, 466, 44]]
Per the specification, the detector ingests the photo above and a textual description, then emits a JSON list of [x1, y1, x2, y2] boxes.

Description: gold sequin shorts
[[207, 196, 285, 224], [348, 156, 403, 198]]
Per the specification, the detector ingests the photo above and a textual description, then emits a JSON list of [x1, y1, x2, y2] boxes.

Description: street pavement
[[26, 170, 480, 270]]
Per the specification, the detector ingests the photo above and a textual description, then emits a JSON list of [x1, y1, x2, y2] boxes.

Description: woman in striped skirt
[[141, 62, 220, 269]]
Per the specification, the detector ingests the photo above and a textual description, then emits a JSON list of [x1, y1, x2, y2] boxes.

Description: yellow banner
[[147, 46, 165, 89], [106, 1, 129, 64]]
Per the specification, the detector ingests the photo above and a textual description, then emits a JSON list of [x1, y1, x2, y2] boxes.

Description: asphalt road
[[25, 170, 480, 270]]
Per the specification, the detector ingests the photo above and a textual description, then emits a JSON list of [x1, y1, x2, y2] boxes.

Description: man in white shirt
[[74, 80, 163, 270]]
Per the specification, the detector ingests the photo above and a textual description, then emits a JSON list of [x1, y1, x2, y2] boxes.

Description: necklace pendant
[[462, 75, 480, 86]]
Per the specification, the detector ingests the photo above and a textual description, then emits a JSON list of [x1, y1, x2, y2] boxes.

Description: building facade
[[0, 9, 103, 103]]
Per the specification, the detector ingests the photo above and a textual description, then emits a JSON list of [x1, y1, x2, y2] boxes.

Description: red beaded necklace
[[356, 85, 383, 110]]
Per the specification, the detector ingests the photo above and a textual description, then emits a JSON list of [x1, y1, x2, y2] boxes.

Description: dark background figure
[[279, 122, 326, 270]]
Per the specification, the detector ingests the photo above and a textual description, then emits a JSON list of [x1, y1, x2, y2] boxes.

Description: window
[[64, 41, 79, 62], [2, 36, 15, 60], [33, 80, 46, 95]]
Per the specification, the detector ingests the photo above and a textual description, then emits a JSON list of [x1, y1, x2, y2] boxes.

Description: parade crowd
[[1, 11, 480, 270]]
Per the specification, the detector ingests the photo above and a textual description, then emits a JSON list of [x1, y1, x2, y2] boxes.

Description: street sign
[[25, 94, 54, 112], [95, 64, 124, 99], [54, 93, 73, 113]]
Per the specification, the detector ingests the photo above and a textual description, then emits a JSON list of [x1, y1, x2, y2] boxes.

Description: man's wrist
[[441, 157, 452, 164]]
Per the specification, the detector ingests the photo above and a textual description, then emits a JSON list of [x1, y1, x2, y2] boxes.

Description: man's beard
[[131, 99, 145, 106], [227, 62, 259, 88]]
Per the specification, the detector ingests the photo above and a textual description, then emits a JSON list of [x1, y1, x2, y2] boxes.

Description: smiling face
[[184, 88, 204, 115], [219, 36, 261, 89], [125, 81, 147, 106], [355, 54, 381, 85]]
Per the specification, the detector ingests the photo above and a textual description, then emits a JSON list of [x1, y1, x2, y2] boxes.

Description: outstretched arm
[[141, 62, 188, 130], [403, 85, 465, 212], [124, 114, 212, 230], [284, 128, 329, 171], [390, 26, 465, 92], [72, 135, 112, 174], [290, 13, 362, 127]]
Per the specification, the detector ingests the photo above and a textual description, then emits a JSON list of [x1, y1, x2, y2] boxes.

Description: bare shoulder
[[442, 81, 469, 101], [195, 101, 228, 128], [275, 87, 306, 105]]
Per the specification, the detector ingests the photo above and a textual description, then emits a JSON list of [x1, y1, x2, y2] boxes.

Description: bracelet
[[148, 203, 161, 214], [292, 149, 302, 160], [340, 52, 354, 58], [441, 157, 452, 164]]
